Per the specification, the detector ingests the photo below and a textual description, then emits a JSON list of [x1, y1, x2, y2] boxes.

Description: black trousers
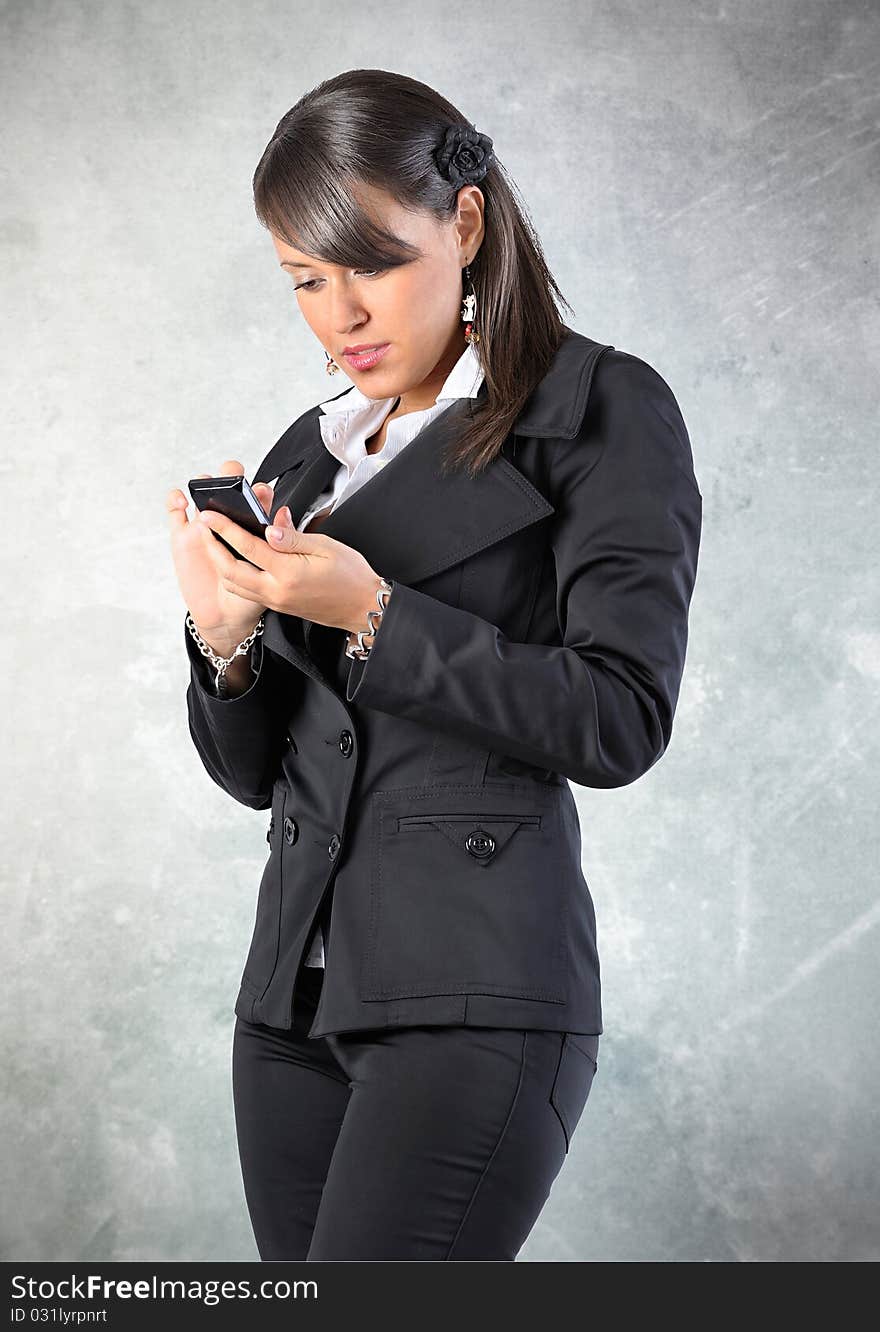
[[231, 964, 600, 1261]]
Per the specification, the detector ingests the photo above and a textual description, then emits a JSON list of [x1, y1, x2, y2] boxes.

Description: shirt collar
[[318, 339, 485, 417]]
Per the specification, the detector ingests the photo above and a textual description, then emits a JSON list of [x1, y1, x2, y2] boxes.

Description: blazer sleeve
[[183, 615, 291, 809], [344, 351, 703, 789]]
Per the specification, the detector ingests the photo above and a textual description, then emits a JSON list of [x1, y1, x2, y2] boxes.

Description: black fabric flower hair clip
[[434, 124, 495, 187]]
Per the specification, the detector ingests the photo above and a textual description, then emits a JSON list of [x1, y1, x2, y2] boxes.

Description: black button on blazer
[[183, 325, 703, 1039]]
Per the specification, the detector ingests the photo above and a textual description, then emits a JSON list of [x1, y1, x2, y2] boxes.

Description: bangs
[[254, 138, 422, 272]]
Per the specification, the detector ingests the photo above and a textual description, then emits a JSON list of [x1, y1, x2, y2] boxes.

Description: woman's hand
[[166, 460, 277, 657], [193, 501, 388, 640]]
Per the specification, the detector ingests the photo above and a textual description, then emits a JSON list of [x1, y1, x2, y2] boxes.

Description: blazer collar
[[253, 328, 613, 668], [255, 326, 612, 483]]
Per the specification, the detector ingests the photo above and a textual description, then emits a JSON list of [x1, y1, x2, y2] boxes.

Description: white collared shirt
[[297, 339, 484, 531], [300, 339, 485, 968]]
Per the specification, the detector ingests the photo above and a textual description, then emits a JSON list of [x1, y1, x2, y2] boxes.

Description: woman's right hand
[[167, 460, 289, 658]]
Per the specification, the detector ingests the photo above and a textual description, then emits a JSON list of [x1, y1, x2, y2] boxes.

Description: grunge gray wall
[[2, 0, 877, 1262]]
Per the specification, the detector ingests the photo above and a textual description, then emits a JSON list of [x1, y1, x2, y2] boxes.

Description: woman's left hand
[[196, 504, 386, 636]]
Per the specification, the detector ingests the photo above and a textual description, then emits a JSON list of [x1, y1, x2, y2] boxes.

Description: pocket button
[[465, 828, 496, 859], [284, 816, 298, 845]]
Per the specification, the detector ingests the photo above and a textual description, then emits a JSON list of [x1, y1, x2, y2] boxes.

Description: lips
[[342, 343, 391, 371]]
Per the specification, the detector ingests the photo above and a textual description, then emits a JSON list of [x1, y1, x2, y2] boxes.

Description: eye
[[293, 269, 385, 292]]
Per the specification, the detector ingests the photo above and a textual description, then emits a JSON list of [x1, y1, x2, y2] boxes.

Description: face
[[271, 181, 484, 409]]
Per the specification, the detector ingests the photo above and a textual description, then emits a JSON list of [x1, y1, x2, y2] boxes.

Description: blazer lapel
[[275, 394, 555, 587], [252, 330, 613, 670]]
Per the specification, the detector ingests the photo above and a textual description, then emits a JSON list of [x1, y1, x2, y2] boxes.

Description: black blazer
[[183, 327, 702, 1039]]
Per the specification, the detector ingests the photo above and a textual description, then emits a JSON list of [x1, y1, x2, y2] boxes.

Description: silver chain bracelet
[[186, 611, 265, 697], [344, 578, 394, 661]]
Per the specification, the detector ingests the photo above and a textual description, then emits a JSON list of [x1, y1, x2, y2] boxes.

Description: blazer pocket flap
[[396, 813, 542, 864]]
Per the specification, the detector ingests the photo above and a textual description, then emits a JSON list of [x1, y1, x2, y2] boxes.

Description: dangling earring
[[461, 262, 480, 345], [325, 350, 340, 375]]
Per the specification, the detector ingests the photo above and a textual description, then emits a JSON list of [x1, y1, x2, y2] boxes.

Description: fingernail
[[267, 526, 283, 540]]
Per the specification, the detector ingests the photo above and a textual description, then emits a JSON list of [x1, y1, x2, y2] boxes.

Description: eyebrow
[[279, 261, 314, 270]]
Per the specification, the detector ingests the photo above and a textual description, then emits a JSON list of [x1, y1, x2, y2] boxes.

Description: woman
[[167, 69, 702, 1261]]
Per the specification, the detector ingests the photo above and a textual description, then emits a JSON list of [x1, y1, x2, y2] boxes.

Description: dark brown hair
[[253, 69, 574, 478]]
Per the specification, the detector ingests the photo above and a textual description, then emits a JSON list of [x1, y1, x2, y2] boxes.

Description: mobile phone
[[188, 475, 271, 567]]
